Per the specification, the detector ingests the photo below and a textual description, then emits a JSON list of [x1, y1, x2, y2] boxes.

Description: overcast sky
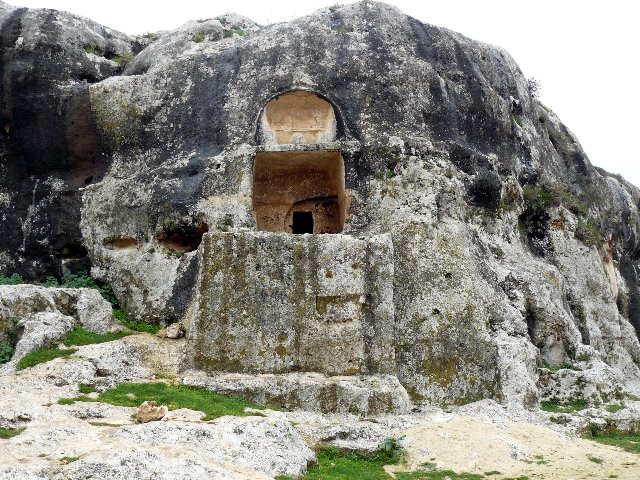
[[11, 0, 640, 188]]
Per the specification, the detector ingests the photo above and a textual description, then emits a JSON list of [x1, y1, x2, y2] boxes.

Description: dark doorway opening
[[292, 211, 314, 234]]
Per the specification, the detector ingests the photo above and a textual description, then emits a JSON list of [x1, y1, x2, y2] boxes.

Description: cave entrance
[[252, 150, 345, 233], [292, 211, 313, 234]]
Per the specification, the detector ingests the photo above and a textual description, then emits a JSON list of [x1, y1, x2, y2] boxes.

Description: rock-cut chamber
[[252, 150, 346, 233], [253, 91, 345, 234]]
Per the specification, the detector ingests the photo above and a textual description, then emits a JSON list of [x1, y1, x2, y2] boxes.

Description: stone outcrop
[[0, 285, 122, 371], [1, 0, 640, 413], [183, 371, 412, 415]]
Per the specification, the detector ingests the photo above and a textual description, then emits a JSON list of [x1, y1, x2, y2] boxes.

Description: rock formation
[[1, 0, 640, 416]]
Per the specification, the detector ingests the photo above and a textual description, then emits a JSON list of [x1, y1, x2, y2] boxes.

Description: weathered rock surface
[[183, 370, 412, 415], [1, 0, 640, 415], [136, 400, 168, 423], [0, 339, 315, 479], [0, 285, 121, 371], [156, 321, 185, 339]]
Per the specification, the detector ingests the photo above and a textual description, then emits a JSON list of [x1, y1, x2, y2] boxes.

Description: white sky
[[10, 0, 640, 188]]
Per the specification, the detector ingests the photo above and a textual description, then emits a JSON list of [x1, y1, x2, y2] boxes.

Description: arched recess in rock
[[252, 90, 347, 234], [258, 91, 337, 145]]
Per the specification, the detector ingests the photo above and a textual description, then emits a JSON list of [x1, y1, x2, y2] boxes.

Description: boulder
[[0, 285, 122, 372], [136, 400, 168, 423]]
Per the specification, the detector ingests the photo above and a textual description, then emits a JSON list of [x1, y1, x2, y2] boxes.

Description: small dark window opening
[[292, 211, 314, 234]]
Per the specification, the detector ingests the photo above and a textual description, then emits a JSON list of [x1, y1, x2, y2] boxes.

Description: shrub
[[0, 340, 14, 364], [192, 31, 205, 43], [575, 219, 603, 246], [113, 52, 134, 66], [528, 77, 541, 98], [0, 273, 23, 285]]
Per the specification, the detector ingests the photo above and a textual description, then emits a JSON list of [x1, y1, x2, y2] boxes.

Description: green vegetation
[[113, 53, 134, 66], [514, 115, 523, 128], [587, 430, 640, 455], [16, 347, 77, 370], [88, 421, 123, 427], [78, 384, 97, 394], [587, 455, 603, 464], [541, 398, 587, 413], [606, 403, 625, 413], [525, 454, 549, 465], [0, 340, 14, 364], [395, 470, 484, 479], [575, 219, 603, 246], [61, 456, 80, 463], [522, 185, 587, 216], [193, 31, 205, 43], [58, 382, 264, 421], [0, 427, 25, 439], [277, 444, 485, 480], [83, 44, 95, 54], [223, 27, 246, 38], [335, 26, 352, 35], [298, 445, 402, 480], [114, 309, 160, 334], [0, 273, 23, 285], [62, 325, 129, 347], [540, 362, 580, 372]]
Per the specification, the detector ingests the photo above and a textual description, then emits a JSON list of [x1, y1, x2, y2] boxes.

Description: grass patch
[[396, 469, 484, 479], [587, 455, 603, 464], [301, 445, 402, 480], [88, 421, 124, 427], [78, 384, 96, 394], [63, 325, 129, 347], [16, 347, 77, 370], [525, 454, 549, 465], [0, 427, 25, 439], [114, 309, 160, 334], [606, 403, 625, 413], [293, 444, 483, 480], [541, 398, 587, 413], [587, 431, 640, 455], [541, 362, 580, 372], [59, 382, 264, 421], [61, 456, 79, 463]]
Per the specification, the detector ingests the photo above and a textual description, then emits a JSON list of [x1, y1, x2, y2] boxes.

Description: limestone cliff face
[[1, 1, 640, 409]]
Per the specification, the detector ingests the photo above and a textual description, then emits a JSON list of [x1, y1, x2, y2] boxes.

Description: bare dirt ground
[[388, 414, 640, 479]]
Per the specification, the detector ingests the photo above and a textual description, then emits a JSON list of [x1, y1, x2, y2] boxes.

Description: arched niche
[[259, 91, 337, 145]]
